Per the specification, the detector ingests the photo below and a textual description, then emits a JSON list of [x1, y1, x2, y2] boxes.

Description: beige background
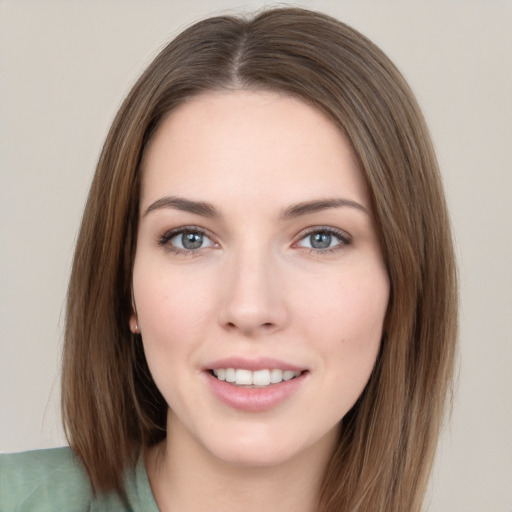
[[1, 1, 511, 510]]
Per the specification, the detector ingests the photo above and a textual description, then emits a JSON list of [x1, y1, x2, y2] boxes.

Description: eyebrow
[[279, 198, 369, 219], [144, 196, 220, 218], [144, 195, 368, 219]]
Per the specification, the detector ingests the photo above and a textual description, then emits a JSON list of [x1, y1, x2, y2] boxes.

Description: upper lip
[[204, 357, 306, 372]]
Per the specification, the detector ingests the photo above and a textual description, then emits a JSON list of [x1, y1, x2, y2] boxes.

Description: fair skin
[[130, 90, 389, 511]]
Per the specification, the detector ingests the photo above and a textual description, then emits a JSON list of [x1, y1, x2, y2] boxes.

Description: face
[[131, 90, 389, 469]]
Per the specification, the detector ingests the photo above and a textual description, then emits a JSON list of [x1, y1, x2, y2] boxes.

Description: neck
[[146, 413, 337, 512]]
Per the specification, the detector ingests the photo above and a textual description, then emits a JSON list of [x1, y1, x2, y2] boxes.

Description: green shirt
[[0, 446, 160, 511]]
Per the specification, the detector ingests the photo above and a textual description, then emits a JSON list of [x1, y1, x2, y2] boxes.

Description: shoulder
[[0, 446, 94, 511], [0, 446, 158, 512]]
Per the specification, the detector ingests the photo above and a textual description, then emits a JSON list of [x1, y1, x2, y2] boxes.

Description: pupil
[[182, 232, 203, 249], [310, 232, 331, 249]]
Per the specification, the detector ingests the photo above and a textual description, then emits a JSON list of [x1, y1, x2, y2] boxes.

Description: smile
[[211, 368, 302, 387], [206, 368, 307, 412]]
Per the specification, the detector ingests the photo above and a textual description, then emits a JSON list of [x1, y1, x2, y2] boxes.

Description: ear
[[130, 284, 140, 333], [129, 312, 140, 334]]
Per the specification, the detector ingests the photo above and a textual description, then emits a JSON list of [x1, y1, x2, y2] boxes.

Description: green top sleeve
[[0, 446, 160, 512]]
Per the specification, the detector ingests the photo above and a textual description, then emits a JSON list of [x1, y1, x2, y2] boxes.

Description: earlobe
[[130, 285, 140, 333], [129, 313, 140, 334]]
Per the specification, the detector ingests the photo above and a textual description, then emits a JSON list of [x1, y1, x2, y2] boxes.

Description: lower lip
[[205, 371, 307, 412]]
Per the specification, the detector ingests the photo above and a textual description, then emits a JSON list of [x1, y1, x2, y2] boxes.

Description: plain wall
[[1, 1, 511, 510]]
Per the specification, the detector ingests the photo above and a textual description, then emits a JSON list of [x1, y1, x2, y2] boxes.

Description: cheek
[[299, 264, 388, 343], [132, 265, 218, 411], [132, 264, 218, 400], [134, 264, 215, 343], [298, 265, 388, 398]]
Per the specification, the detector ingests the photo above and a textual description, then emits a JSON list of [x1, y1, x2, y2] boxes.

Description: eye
[[159, 227, 217, 253], [295, 227, 350, 252]]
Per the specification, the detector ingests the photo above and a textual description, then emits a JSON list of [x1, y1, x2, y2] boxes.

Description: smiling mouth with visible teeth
[[210, 368, 303, 387]]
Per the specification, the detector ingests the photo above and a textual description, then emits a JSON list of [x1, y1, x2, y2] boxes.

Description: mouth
[[204, 361, 308, 411], [208, 368, 304, 388]]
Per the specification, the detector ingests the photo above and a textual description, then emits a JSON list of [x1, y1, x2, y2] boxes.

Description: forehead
[[140, 90, 369, 211]]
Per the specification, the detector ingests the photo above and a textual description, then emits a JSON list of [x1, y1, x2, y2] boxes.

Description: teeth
[[283, 370, 295, 381], [212, 368, 301, 386], [270, 369, 283, 383], [253, 369, 271, 386], [235, 369, 252, 385]]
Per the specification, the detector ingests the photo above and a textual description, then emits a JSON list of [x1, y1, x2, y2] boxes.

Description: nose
[[217, 248, 289, 337]]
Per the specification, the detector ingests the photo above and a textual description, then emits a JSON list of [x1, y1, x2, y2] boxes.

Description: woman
[[1, 7, 457, 511]]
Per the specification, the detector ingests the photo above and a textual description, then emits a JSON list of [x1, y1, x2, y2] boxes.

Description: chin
[[208, 440, 302, 469], [197, 422, 337, 470]]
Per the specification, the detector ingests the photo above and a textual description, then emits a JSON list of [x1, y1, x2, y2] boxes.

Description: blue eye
[[160, 228, 216, 252], [296, 228, 350, 251]]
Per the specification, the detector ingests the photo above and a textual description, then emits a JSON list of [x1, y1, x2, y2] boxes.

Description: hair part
[[62, 8, 457, 511]]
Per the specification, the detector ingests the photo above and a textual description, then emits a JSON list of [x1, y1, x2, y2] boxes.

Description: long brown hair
[[62, 8, 457, 510]]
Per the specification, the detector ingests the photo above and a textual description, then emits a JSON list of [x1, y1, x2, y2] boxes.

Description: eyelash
[[158, 226, 351, 256], [158, 226, 217, 256], [294, 226, 351, 254]]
